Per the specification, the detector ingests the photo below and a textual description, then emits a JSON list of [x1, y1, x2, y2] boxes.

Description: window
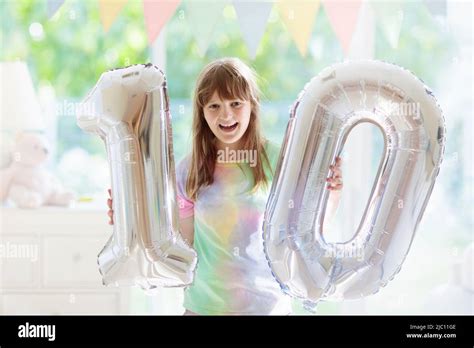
[[1, 0, 471, 315]]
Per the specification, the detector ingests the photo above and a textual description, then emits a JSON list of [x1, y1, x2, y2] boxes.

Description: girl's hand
[[107, 188, 114, 225], [327, 157, 343, 191]]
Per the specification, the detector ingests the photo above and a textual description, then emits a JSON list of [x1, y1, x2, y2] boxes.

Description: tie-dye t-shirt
[[175, 140, 292, 315]]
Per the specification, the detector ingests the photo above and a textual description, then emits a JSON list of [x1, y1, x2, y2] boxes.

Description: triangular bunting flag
[[423, 0, 447, 17], [370, 0, 405, 49], [322, 0, 363, 55], [276, 0, 320, 57], [99, 0, 128, 33], [143, 0, 181, 45], [186, 0, 229, 56], [47, 0, 65, 19], [233, 1, 273, 59]]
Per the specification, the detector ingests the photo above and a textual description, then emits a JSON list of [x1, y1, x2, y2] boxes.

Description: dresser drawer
[[0, 234, 41, 288], [43, 236, 107, 288], [0, 292, 120, 314]]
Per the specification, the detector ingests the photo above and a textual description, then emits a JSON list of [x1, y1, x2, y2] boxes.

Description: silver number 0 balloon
[[77, 64, 197, 290], [263, 60, 446, 303]]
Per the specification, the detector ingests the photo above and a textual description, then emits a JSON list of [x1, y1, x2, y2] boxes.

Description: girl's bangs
[[199, 67, 252, 107]]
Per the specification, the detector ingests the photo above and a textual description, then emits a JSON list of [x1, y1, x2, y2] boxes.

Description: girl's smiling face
[[203, 90, 251, 150]]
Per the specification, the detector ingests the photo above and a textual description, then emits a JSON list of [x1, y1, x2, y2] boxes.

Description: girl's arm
[[107, 189, 195, 248], [180, 215, 195, 247]]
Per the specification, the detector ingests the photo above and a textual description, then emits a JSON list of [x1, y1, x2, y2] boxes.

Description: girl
[[107, 57, 343, 315]]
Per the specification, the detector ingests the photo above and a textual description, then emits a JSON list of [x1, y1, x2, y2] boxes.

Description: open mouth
[[218, 122, 239, 132]]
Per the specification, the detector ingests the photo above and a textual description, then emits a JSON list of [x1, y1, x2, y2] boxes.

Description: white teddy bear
[[0, 132, 75, 208]]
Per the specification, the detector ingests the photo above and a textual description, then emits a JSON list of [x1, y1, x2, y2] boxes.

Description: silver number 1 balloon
[[263, 60, 446, 304], [77, 63, 197, 290]]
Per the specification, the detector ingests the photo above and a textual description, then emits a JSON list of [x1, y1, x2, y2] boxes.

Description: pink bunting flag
[[143, 0, 181, 44], [322, 0, 363, 55]]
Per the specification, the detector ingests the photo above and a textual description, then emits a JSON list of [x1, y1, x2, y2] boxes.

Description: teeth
[[220, 122, 238, 128]]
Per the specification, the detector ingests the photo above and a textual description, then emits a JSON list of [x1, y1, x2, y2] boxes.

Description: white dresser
[[0, 202, 188, 315], [0, 203, 133, 314]]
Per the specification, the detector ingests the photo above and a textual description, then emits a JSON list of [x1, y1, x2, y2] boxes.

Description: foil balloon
[[77, 63, 197, 290], [263, 60, 446, 305]]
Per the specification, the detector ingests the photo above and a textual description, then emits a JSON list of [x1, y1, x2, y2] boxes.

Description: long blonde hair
[[186, 57, 271, 201]]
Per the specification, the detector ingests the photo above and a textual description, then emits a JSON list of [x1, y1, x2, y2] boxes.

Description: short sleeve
[[175, 156, 194, 219]]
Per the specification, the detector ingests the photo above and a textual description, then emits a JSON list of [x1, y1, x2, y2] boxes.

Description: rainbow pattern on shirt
[[175, 141, 292, 315]]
